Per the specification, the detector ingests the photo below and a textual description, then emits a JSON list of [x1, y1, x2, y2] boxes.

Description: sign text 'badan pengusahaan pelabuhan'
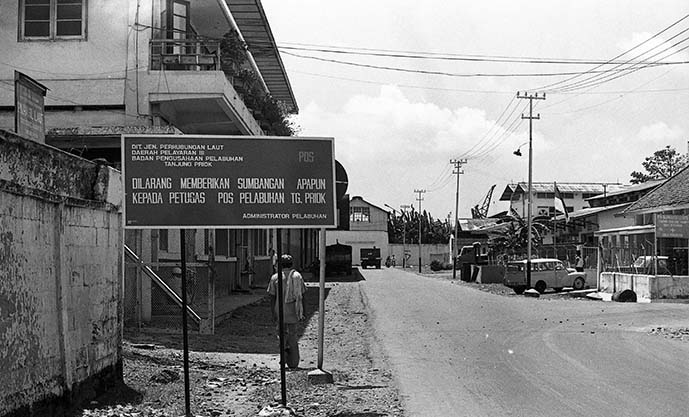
[[122, 135, 336, 228]]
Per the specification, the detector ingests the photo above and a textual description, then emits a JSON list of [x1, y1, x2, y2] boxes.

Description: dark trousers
[[279, 322, 300, 369]]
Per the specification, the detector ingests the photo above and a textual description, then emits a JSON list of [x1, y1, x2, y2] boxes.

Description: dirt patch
[[649, 327, 689, 342], [72, 280, 404, 417]]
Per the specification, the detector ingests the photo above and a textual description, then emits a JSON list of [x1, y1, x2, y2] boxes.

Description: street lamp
[[513, 138, 533, 288], [513, 141, 528, 157]]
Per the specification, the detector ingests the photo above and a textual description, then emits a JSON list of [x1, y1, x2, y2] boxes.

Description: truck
[[456, 242, 489, 281], [325, 243, 352, 275], [360, 247, 382, 269]]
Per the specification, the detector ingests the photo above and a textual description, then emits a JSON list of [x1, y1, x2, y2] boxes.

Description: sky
[[260, 0, 689, 221]]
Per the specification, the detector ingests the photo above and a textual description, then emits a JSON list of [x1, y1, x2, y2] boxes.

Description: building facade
[[326, 196, 389, 265], [499, 182, 626, 219], [0, 0, 316, 328]]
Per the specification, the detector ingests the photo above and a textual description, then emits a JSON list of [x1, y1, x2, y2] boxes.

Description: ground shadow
[[305, 267, 366, 283], [124, 285, 330, 355], [66, 382, 143, 417]]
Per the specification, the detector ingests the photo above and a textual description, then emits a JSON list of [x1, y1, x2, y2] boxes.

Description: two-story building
[[0, 1, 315, 328], [326, 196, 389, 266], [499, 182, 627, 219]]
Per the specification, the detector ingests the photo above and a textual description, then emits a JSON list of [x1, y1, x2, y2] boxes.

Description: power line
[[288, 69, 689, 96], [278, 42, 689, 65], [280, 50, 669, 78], [553, 36, 689, 93], [537, 12, 689, 92], [459, 100, 527, 160], [543, 68, 675, 115]]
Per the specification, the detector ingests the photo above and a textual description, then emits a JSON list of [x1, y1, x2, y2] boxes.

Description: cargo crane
[[471, 184, 495, 219]]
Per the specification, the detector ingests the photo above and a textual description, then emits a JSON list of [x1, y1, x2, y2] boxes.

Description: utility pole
[[450, 158, 467, 280], [400, 204, 411, 268], [414, 189, 426, 273], [517, 91, 545, 289]]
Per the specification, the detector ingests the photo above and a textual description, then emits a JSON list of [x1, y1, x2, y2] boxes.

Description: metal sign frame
[[121, 134, 337, 229], [14, 71, 48, 142]]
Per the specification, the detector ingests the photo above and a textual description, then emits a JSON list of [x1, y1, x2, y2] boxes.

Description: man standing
[[267, 254, 306, 369], [575, 251, 584, 272]]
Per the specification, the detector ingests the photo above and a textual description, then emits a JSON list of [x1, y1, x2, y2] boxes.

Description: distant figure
[[391, 254, 396, 267], [385, 256, 391, 267], [575, 251, 584, 272], [267, 254, 306, 369], [268, 247, 277, 272]]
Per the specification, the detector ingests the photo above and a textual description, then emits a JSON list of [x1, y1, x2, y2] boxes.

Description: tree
[[387, 207, 451, 244], [488, 215, 549, 258], [630, 145, 688, 184]]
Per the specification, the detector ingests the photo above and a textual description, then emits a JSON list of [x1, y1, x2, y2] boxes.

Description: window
[[20, 0, 86, 40], [350, 206, 370, 222], [251, 229, 268, 255], [214, 229, 238, 257], [158, 229, 169, 251]]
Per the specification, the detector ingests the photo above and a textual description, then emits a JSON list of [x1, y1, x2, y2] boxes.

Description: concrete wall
[[599, 272, 689, 302], [326, 230, 388, 265], [0, 130, 122, 415], [388, 243, 451, 267]]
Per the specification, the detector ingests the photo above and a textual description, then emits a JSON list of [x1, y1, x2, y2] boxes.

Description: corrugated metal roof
[[227, 0, 299, 113], [499, 182, 627, 201], [622, 166, 689, 214], [559, 203, 629, 220], [586, 180, 664, 201], [458, 218, 501, 232]]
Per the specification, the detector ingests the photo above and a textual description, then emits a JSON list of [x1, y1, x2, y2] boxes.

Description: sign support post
[[317, 228, 326, 368], [275, 230, 287, 406], [307, 228, 333, 383], [180, 230, 191, 416], [121, 135, 337, 413]]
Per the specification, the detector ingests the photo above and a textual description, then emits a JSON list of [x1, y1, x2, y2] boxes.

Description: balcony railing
[[150, 39, 221, 71]]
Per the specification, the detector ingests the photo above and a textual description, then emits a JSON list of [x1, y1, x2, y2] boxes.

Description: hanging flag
[[553, 183, 569, 222]]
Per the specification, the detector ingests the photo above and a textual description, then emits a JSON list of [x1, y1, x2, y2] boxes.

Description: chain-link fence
[[124, 254, 211, 332]]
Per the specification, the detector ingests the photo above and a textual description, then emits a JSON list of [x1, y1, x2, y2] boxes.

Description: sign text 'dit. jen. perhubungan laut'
[[122, 135, 336, 228]]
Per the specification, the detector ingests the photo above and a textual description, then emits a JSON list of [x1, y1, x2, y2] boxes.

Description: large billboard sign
[[122, 135, 336, 228]]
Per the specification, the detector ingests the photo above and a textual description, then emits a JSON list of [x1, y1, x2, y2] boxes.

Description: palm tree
[[489, 214, 549, 259]]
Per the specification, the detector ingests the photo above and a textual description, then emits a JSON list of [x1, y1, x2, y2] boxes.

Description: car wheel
[[513, 286, 526, 295], [534, 281, 547, 294], [573, 277, 585, 291], [553, 287, 563, 293]]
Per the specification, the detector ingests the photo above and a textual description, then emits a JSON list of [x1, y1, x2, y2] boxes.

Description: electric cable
[[281, 50, 669, 78], [537, 12, 689, 92]]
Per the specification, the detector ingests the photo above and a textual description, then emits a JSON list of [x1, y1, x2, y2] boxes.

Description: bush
[[430, 259, 444, 271]]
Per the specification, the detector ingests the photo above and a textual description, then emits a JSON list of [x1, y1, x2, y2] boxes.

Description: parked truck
[[456, 242, 489, 281], [360, 247, 382, 269]]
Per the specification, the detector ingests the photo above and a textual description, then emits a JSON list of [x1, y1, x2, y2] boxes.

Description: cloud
[[635, 121, 683, 144], [298, 85, 517, 161], [292, 85, 526, 216]]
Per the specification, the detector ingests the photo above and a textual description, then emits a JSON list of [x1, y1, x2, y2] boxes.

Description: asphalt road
[[361, 267, 689, 417]]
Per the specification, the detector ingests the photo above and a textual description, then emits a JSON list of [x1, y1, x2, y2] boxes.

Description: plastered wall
[[0, 130, 122, 415]]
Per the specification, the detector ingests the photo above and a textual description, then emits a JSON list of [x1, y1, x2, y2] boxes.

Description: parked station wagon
[[503, 258, 586, 294]]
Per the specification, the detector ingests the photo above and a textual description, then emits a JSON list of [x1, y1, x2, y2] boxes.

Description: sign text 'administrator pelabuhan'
[[123, 136, 336, 228]]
